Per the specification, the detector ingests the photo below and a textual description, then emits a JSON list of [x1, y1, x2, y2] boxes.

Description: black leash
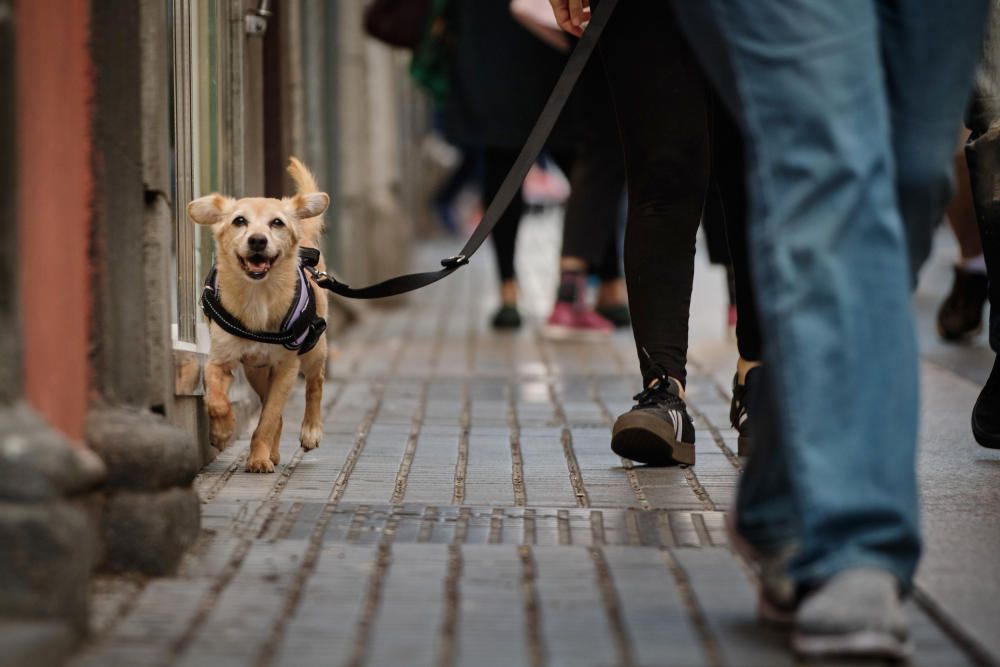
[[307, 0, 618, 300]]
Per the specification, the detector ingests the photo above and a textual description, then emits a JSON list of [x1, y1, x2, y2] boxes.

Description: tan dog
[[188, 158, 330, 472]]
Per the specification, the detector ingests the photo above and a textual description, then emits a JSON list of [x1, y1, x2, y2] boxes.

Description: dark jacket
[[444, 0, 578, 150]]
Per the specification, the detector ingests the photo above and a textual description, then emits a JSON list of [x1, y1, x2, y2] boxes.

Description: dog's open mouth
[[238, 252, 278, 280]]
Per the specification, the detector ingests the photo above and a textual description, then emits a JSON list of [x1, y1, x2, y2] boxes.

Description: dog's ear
[[290, 192, 330, 220], [187, 194, 230, 225]]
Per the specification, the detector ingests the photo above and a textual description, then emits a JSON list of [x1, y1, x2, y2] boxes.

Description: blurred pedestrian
[[543, 57, 630, 340], [446, 0, 627, 331], [937, 143, 990, 341], [964, 1, 1000, 449]]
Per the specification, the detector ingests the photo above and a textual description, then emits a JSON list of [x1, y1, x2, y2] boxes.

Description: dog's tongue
[[249, 258, 270, 272]]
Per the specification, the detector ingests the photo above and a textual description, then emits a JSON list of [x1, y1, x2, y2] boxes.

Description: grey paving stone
[[673, 548, 794, 667], [270, 544, 378, 667], [366, 543, 450, 666], [532, 545, 618, 667], [454, 545, 530, 667], [603, 546, 709, 666]]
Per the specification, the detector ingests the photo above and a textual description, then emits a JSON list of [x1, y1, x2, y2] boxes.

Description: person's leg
[[676, 0, 921, 586], [881, 2, 989, 281], [482, 146, 525, 327], [543, 146, 617, 339], [707, 91, 766, 457], [545, 61, 627, 338], [965, 3, 1000, 447], [938, 146, 990, 341], [596, 0, 711, 466], [702, 171, 739, 333], [701, 180, 734, 268], [599, 0, 709, 388], [709, 97, 761, 366], [558, 62, 625, 276], [593, 213, 630, 326], [675, 0, 986, 656], [433, 147, 481, 235]]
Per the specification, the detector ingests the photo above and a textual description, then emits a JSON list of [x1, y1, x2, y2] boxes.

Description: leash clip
[[441, 255, 468, 269], [305, 264, 335, 284]]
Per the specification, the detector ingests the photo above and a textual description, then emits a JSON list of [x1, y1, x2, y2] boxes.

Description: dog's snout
[[247, 234, 268, 252]]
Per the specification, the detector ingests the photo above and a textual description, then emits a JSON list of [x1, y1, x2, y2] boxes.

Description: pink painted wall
[[16, 0, 92, 443]]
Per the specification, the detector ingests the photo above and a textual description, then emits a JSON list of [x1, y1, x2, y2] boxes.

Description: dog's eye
[[232, 216, 247, 227], [270, 219, 285, 228]]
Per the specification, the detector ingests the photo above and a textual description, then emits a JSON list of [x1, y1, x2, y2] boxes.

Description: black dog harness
[[201, 247, 327, 355]]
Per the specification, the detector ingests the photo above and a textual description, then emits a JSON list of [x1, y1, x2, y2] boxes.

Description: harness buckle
[[304, 264, 334, 284], [441, 254, 468, 269]]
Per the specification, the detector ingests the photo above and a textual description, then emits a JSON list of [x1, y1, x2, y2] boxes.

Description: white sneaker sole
[[793, 630, 912, 660]]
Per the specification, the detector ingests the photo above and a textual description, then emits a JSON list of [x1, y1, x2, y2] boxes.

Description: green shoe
[[491, 304, 522, 330], [596, 303, 631, 328]]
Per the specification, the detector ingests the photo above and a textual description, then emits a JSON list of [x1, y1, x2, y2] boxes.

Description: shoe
[[542, 302, 614, 341], [611, 376, 695, 465], [973, 354, 1000, 449], [793, 568, 911, 660], [522, 162, 570, 207], [725, 511, 797, 626], [542, 271, 614, 341], [730, 368, 760, 457], [491, 304, 522, 330], [595, 303, 631, 328], [937, 265, 988, 342]]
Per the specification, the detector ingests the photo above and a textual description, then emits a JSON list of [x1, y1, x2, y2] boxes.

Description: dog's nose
[[247, 234, 268, 252]]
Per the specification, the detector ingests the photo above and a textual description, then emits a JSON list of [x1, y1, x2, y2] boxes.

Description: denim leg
[[879, 0, 992, 279], [674, 0, 924, 588]]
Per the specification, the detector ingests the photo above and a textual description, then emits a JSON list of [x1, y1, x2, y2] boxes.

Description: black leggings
[[483, 62, 625, 284], [708, 92, 762, 364], [560, 59, 626, 281], [600, 0, 761, 385]]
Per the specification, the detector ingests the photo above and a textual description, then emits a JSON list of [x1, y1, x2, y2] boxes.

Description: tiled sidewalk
[[72, 217, 985, 666]]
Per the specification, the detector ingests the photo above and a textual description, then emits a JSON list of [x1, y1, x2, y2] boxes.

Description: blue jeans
[[673, 0, 988, 588]]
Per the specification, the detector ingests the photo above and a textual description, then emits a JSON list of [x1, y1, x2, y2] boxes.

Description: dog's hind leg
[[247, 357, 299, 473], [205, 361, 237, 450], [299, 341, 327, 451], [270, 416, 284, 465]]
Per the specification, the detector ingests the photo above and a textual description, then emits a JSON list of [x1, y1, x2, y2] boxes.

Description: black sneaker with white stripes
[[611, 376, 695, 465], [730, 367, 760, 457]]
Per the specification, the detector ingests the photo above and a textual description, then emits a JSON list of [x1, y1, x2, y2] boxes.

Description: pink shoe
[[542, 302, 614, 341], [522, 163, 570, 206]]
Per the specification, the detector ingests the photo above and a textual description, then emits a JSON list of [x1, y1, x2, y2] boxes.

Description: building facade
[[2, 0, 425, 657]]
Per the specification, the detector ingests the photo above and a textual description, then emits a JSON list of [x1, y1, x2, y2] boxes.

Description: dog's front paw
[[245, 457, 276, 473], [209, 411, 235, 450], [299, 424, 323, 451]]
